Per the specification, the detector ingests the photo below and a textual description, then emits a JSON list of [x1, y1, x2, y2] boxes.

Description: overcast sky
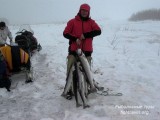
[[0, 0, 160, 25]]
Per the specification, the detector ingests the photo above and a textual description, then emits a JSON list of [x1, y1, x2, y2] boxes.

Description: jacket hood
[[79, 3, 90, 12], [78, 3, 91, 20]]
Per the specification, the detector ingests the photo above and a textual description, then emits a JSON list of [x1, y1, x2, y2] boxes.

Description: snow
[[0, 20, 160, 120]]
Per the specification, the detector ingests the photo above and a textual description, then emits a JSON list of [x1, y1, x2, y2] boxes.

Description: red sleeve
[[83, 20, 101, 38], [63, 19, 77, 41], [91, 20, 101, 31]]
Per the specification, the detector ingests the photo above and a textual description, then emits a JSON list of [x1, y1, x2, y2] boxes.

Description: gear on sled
[[15, 25, 42, 56]]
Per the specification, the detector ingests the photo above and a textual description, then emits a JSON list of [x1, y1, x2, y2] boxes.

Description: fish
[[61, 65, 74, 96], [76, 62, 90, 108], [77, 50, 96, 93]]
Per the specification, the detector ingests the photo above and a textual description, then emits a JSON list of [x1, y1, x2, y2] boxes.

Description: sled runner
[[15, 25, 42, 56]]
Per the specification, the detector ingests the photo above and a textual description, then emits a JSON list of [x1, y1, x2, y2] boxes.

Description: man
[[0, 22, 13, 47], [63, 3, 101, 99]]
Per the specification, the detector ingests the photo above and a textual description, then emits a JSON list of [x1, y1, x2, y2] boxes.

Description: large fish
[[76, 62, 90, 108], [77, 49, 96, 93], [61, 65, 74, 96]]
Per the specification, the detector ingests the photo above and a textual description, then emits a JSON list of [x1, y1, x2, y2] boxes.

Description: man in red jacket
[[63, 3, 101, 99]]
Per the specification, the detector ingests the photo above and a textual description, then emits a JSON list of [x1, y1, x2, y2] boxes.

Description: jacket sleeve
[[63, 20, 77, 41], [6, 27, 13, 41], [83, 20, 101, 38]]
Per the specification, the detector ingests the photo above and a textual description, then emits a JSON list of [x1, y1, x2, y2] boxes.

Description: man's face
[[80, 9, 89, 18]]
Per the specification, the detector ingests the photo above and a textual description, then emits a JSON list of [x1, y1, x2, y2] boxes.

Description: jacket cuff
[[63, 33, 77, 41], [83, 30, 101, 38]]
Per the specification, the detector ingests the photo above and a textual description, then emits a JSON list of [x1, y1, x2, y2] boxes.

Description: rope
[[96, 88, 123, 96]]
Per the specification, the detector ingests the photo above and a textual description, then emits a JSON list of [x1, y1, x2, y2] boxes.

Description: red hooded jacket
[[63, 4, 101, 53]]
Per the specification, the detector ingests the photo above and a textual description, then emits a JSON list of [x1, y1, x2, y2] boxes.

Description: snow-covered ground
[[0, 20, 160, 120]]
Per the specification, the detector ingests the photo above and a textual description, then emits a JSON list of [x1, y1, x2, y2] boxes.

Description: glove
[[76, 39, 81, 46], [80, 34, 85, 40]]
